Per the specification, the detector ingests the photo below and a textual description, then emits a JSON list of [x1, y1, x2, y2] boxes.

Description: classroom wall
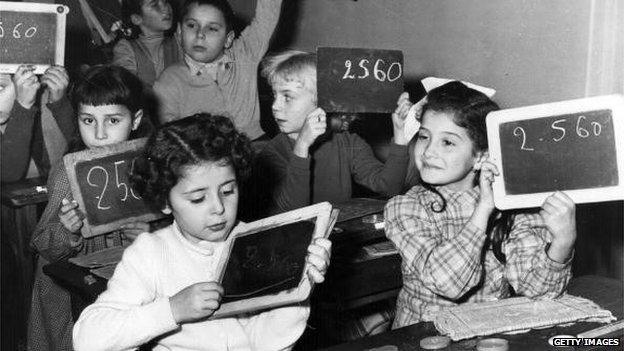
[[270, 0, 591, 108]]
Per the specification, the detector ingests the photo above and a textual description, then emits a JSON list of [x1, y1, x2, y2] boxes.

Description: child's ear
[[131, 110, 143, 131], [130, 14, 143, 27], [224, 30, 234, 49]]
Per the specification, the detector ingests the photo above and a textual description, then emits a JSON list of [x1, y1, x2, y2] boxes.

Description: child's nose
[[95, 123, 107, 140], [208, 194, 225, 215], [423, 142, 437, 158]]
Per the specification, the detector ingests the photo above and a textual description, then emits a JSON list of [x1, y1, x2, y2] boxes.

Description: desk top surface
[[322, 275, 624, 351], [1, 177, 48, 207]]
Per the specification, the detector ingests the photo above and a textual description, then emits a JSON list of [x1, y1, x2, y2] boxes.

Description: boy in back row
[[154, 0, 282, 140]]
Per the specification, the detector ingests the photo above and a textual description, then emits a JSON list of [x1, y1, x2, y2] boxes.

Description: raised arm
[[504, 213, 572, 298], [1, 103, 36, 182], [384, 193, 488, 300], [350, 133, 409, 197], [233, 0, 283, 61]]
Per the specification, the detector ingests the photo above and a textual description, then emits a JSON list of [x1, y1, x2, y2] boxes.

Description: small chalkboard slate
[[317, 47, 404, 114], [63, 138, 165, 238], [212, 202, 333, 318], [0, 2, 69, 74], [486, 94, 624, 209]]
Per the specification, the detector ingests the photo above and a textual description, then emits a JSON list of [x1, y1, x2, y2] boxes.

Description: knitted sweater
[[153, 0, 282, 140], [73, 222, 309, 351]]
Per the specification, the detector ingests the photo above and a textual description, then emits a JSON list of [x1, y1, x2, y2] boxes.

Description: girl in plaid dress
[[385, 81, 577, 328], [27, 65, 153, 351]]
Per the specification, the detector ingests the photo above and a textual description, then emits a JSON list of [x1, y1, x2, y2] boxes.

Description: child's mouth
[[208, 222, 226, 231], [192, 46, 207, 52]]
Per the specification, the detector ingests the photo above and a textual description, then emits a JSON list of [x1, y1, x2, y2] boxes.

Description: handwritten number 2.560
[[342, 59, 402, 82], [0, 22, 38, 38], [514, 115, 603, 151], [87, 160, 141, 211]]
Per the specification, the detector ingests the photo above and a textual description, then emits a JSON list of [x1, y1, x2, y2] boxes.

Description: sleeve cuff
[[542, 244, 574, 271], [387, 143, 409, 157], [142, 298, 179, 334]]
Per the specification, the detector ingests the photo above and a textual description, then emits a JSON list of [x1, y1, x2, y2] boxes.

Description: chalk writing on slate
[[486, 94, 624, 210], [0, 2, 68, 74], [221, 220, 315, 303], [64, 138, 164, 238], [500, 109, 617, 194], [317, 47, 404, 114]]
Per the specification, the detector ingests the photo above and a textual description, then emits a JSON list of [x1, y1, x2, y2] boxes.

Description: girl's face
[[166, 160, 238, 243], [135, 0, 173, 36], [78, 104, 142, 149], [179, 4, 234, 63], [271, 76, 317, 139], [414, 110, 483, 191]]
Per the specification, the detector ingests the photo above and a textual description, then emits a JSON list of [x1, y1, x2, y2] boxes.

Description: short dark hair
[[130, 114, 253, 211], [71, 65, 145, 115], [179, 0, 235, 31]]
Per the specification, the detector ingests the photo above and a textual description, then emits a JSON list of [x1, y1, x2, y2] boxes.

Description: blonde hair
[[261, 50, 317, 99]]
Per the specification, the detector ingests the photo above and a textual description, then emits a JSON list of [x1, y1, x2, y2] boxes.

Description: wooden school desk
[[1, 177, 49, 350], [321, 275, 624, 351]]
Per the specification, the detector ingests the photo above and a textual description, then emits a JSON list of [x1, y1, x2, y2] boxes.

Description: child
[[256, 50, 412, 215], [153, 0, 283, 140], [72, 114, 332, 351], [385, 81, 576, 329], [113, 0, 182, 87], [27, 65, 152, 351], [0, 65, 75, 182]]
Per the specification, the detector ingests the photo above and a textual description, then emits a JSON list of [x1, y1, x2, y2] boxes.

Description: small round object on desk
[[476, 338, 509, 351], [419, 336, 451, 350]]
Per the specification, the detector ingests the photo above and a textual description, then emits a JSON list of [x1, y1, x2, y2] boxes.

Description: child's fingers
[[307, 266, 325, 283], [306, 251, 328, 272], [198, 282, 224, 295], [396, 92, 410, 105], [312, 237, 332, 254], [60, 198, 78, 213]]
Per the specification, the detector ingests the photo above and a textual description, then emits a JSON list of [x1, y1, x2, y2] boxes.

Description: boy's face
[[134, 0, 173, 36], [0, 74, 16, 125], [78, 104, 142, 149], [178, 3, 234, 63], [271, 76, 317, 138], [414, 110, 481, 191], [165, 160, 238, 243]]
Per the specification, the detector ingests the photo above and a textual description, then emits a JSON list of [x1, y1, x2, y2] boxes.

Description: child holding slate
[[154, 0, 283, 140], [113, 0, 182, 87], [385, 81, 576, 329], [256, 50, 411, 215], [28, 65, 153, 351], [72, 114, 332, 351]]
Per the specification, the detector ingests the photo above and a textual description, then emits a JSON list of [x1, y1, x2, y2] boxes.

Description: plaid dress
[[27, 165, 130, 351], [384, 185, 572, 329]]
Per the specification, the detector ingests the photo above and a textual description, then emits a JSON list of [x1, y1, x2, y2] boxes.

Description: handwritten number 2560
[[0, 22, 38, 38], [342, 59, 402, 82], [86, 160, 141, 211]]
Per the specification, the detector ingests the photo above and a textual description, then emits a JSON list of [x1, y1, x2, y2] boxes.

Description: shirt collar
[[184, 51, 234, 78], [172, 220, 226, 257]]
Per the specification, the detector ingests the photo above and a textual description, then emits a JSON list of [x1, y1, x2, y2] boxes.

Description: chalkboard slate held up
[[212, 202, 333, 318], [486, 94, 624, 210], [63, 138, 165, 238], [0, 1, 69, 74], [317, 47, 404, 114]]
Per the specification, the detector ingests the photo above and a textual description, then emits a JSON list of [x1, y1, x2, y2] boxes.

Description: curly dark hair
[[130, 113, 253, 211]]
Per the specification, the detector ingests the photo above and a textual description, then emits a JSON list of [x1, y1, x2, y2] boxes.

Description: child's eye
[[284, 95, 293, 102], [208, 26, 220, 32], [190, 196, 205, 204], [220, 185, 236, 196], [417, 134, 428, 140], [185, 22, 197, 29], [108, 117, 120, 125], [81, 117, 94, 125], [443, 139, 455, 146]]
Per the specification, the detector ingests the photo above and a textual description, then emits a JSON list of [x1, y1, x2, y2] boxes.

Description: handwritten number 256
[[87, 160, 141, 211]]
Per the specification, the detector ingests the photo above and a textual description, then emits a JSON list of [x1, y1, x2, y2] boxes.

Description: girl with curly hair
[[73, 114, 332, 351]]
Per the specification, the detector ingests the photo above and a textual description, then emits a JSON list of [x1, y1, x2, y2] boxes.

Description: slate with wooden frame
[[0, 1, 69, 74], [64, 138, 165, 238], [486, 94, 624, 210], [212, 202, 334, 318]]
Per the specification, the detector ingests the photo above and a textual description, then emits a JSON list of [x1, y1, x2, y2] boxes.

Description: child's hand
[[293, 108, 327, 158], [13, 65, 40, 109], [0, 74, 16, 124], [59, 198, 84, 233], [41, 66, 69, 104], [169, 282, 224, 324], [474, 157, 499, 212], [120, 221, 150, 242], [540, 191, 576, 263], [306, 237, 332, 283], [391, 92, 412, 145]]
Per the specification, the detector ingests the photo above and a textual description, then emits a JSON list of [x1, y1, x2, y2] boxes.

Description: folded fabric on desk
[[434, 294, 616, 340], [69, 246, 125, 279]]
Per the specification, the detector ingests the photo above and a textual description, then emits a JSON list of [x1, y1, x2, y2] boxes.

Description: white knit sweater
[[73, 222, 310, 351]]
